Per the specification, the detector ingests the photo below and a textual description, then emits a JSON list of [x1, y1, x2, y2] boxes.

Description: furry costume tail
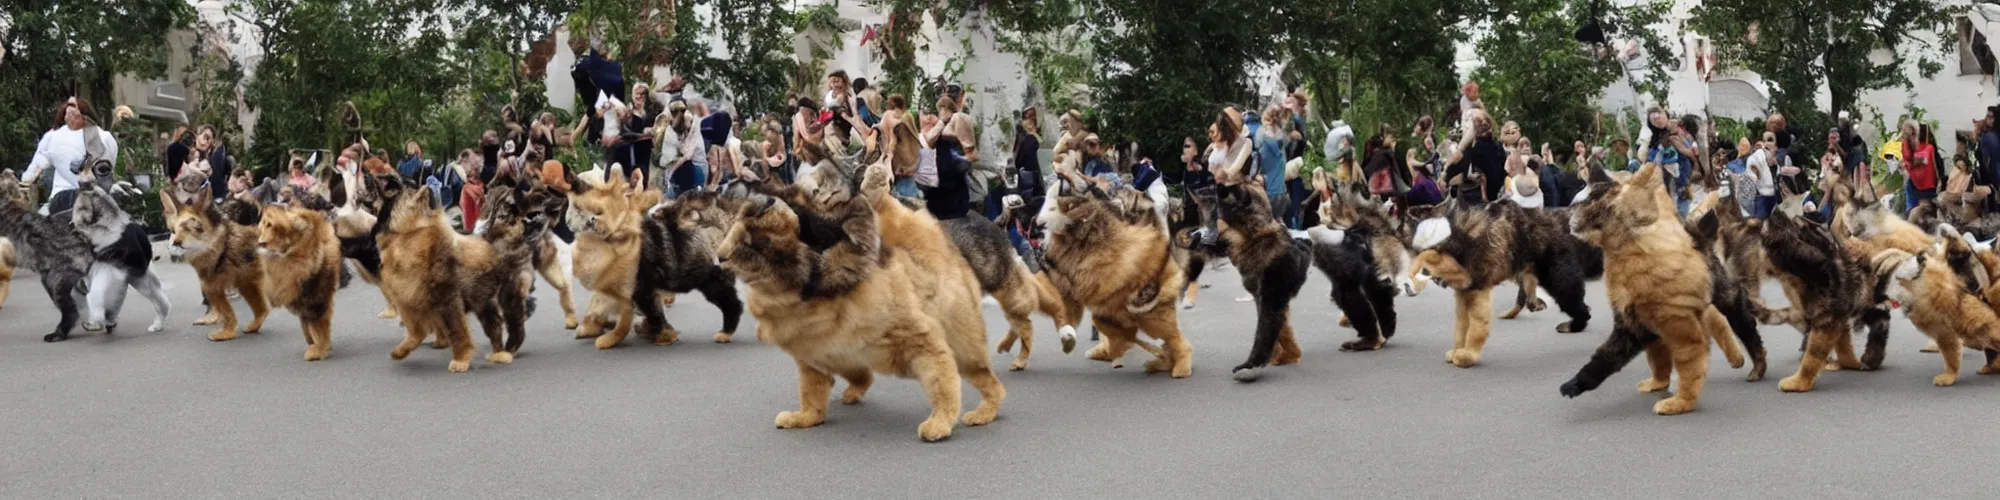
[[1560, 310, 1662, 397]]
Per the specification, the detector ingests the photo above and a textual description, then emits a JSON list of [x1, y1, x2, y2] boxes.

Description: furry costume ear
[[160, 188, 181, 218]]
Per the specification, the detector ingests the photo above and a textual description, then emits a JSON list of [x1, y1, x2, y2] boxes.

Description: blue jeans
[[1754, 194, 1779, 219], [1285, 178, 1309, 230], [1904, 179, 1918, 212], [893, 176, 922, 199]]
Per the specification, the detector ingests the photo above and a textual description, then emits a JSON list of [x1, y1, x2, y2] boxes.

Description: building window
[[1958, 16, 1995, 76]]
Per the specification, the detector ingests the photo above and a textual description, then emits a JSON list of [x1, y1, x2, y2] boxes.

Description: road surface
[[0, 256, 1991, 499]]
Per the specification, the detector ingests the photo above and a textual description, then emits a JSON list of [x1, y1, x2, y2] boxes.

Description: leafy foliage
[[0, 0, 195, 170], [1474, 0, 1673, 145], [1691, 0, 1957, 135]]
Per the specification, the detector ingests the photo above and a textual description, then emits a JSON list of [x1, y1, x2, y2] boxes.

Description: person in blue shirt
[[1254, 106, 1293, 227], [398, 140, 427, 180]]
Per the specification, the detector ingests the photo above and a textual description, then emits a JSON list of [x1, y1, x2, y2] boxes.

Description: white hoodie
[[1746, 149, 1776, 196]]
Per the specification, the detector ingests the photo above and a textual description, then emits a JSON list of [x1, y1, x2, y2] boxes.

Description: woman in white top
[[1504, 136, 1542, 208], [24, 97, 118, 216]]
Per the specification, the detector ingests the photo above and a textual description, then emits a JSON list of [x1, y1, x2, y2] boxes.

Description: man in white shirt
[[24, 97, 119, 215], [1746, 132, 1778, 217]]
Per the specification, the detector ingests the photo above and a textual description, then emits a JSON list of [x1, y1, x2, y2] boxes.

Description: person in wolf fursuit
[[1211, 176, 1312, 382], [1560, 163, 1743, 415], [1306, 185, 1406, 352], [0, 170, 90, 341]]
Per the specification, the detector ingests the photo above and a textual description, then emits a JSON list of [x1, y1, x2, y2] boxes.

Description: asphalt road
[[1, 253, 1994, 499]]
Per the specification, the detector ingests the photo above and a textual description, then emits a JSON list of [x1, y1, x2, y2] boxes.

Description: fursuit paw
[[997, 333, 1018, 354], [1777, 375, 1815, 393], [1009, 358, 1028, 372], [593, 335, 623, 350], [1636, 377, 1671, 393], [193, 313, 219, 326], [1556, 320, 1586, 334], [1271, 350, 1301, 366], [1978, 364, 2000, 375], [487, 351, 515, 364], [147, 319, 167, 333], [1337, 315, 1352, 327], [1934, 373, 1958, 387], [962, 406, 999, 427], [1528, 297, 1548, 312], [1182, 299, 1196, 310], [1340, 337, 1386, 352], [1559, 378, 1589, 398], [1499, 308, 1525, 320], [917, 416, 955, 442], [447, 360, 471, 373], [42, 331, 69, 342], [841, 387, 867, 405], [1747, 353, 1768, 382], [1920, 342, 1941, 353], [1445, 349, 1481, 368], [563, 316, 579, 330], [389, 344, 415, 361], [1231, 364, 1264, 382], [81, 321, 105, 333], [303, 345, 330, 362], [1059, 326, 1077, 354], [775, 410, 825, 429], [207, 329, 240, 342], [378, 307, 398, 319], [712, 332, 732, 344], [1652, 398, 1696, 416], [1084, 340, 1114, 362], [652, 328, 681, 346]]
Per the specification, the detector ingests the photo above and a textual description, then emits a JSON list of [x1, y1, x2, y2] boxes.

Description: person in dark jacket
[[196, 125, 234, 201], [163, 126, 192, 182], [398, 140, 427, 180], [925, 135, 973, 220]]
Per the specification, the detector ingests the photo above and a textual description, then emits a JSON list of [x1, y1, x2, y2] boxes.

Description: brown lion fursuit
[[162, 185, 271, 342], [1559, 163, 1742, 415], [253, 202, 342, 361], [717, 162, 1002, 442]]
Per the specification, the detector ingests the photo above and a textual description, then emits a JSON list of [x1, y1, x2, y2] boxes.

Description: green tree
[[236, 0, 464, 172], [1474, 0, 1673, 145], [0, 0, 195, 169], [1691, 0, 1957, 134]]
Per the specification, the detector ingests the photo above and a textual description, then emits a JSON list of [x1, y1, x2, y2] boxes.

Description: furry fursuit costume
[[1209, 180, 1311, 382], [1398, 200, 1603, 367], [1683, 195, 1770, 381], [372, 175, 479, 372], [1559, 163, 1743, 415], [253, 201, 342, 361], [716, 147, 1002, 441], [792, 151, 1073, 371], [327, 159, 403, 320], [1754, 209, 1898, 391], [1305, 186, 1407, 352], [0, 238, 15, 309], [565, 165, 742, 349], [1879, 248, 2000, 387], [69, 180, 171, 334], [717, 192, 1002, 442], [162, 185, 271, 342], [0, 170, 91, 341], [455, 170, 544, 363], [1166, 189, 1229, 309], [1034, 172, 1195, 377]]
